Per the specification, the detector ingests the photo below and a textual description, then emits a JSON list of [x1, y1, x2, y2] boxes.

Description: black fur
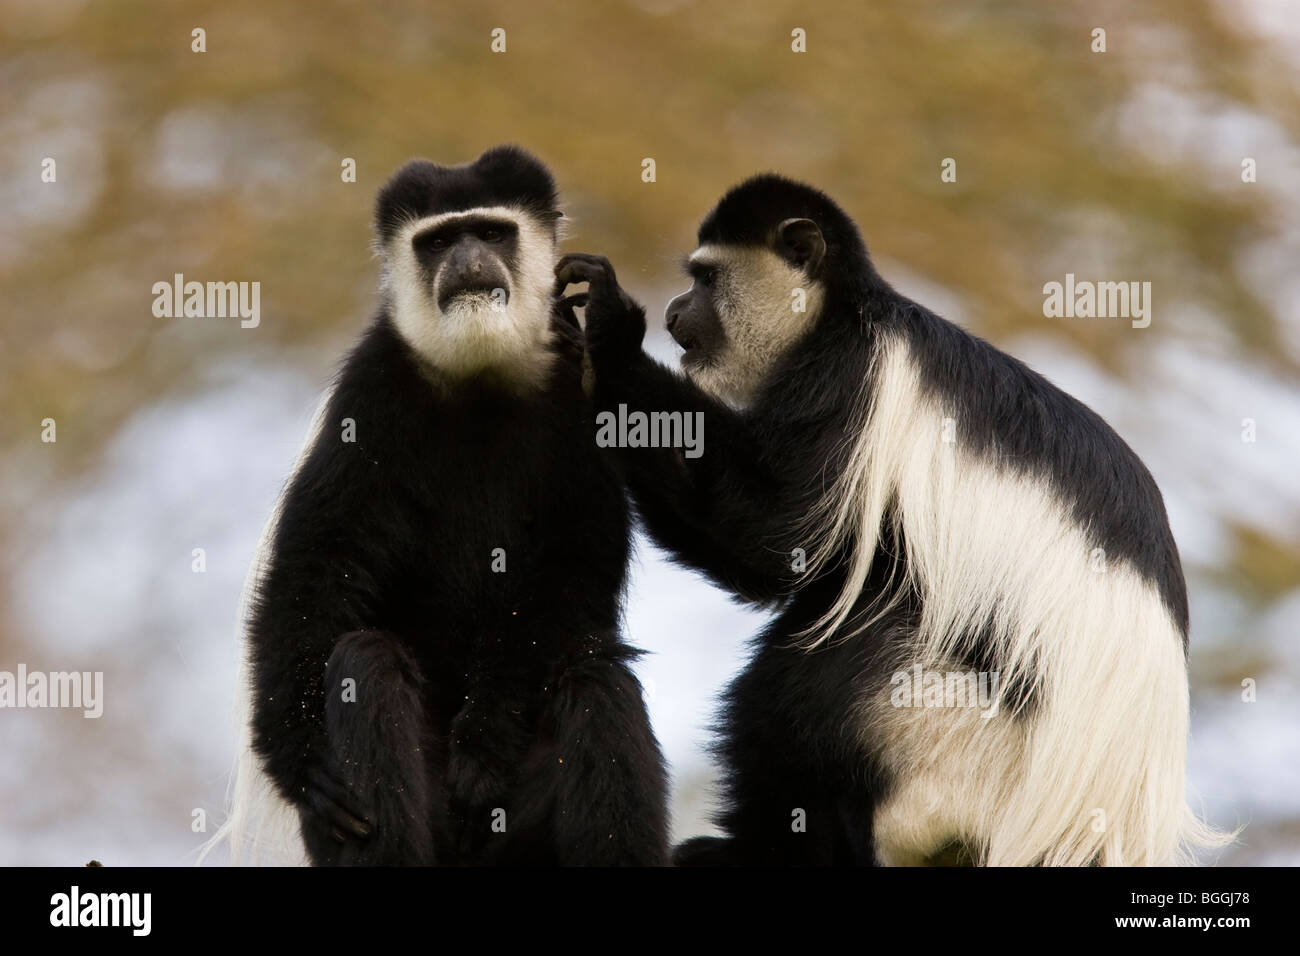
[[901, 311, 1188, 634], [247, 149, 668, 866], [568, 173, 1187, 865], [411, 214, 520, 305], [375, 145, 560, 246]]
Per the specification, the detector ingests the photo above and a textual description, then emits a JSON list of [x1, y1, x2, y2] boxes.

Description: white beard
[[383, 206, 558, 390]]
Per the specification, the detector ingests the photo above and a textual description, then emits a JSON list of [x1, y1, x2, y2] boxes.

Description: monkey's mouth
[[437, 283, 509, 311], [677, 342, 712, 372], [671, 329, 708, 369]]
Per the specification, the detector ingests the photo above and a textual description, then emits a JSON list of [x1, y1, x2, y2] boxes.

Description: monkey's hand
[[555, 253, 646, 369], [550, 290, 586, 373], [297, 762, 374, 865]]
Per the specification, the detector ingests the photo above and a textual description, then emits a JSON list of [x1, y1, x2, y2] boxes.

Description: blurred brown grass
[[2, 0, 1297, 568], [2, 0, 1297, 866]]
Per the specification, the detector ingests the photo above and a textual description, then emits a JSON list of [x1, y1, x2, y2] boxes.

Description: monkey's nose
[[665, 292, 690, 333]]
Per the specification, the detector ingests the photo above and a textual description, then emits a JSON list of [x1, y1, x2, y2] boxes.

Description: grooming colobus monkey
[[558, 174, 1226, 866], [223, 146, 668, 865]]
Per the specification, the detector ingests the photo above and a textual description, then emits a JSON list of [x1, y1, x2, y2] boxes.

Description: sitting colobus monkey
[[222, 146, 668, 865], [558, 174, 1227, 866]]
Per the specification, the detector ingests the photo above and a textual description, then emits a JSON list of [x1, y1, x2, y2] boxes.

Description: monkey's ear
[[540, 208, 567, 240], [775, 218, 826, 275]]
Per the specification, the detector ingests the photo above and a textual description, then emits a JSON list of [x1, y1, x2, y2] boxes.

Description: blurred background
[[2, 0, 1297, 865]]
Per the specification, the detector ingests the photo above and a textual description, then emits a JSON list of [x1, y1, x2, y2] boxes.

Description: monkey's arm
[[246, 507, 377, 838], [606, 355, 802, 602], [557, 254, 803, 603], [245, 414, 427, 860]]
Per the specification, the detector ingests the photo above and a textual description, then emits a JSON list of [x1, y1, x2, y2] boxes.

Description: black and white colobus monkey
[[558, 174, 1226, 866], [225, 146, 668, 865]]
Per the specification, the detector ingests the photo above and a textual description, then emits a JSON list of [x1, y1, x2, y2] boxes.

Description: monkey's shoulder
[[284, 317, 618, 523]]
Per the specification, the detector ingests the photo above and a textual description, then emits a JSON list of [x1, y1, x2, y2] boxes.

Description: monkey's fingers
[[316, 794, 372, 842], [304, 765, 374, 840], [554, 258, 598, 289], [555, 253, 617, 290], [550, 305, 585, 362], [554, 292, 589, 326]]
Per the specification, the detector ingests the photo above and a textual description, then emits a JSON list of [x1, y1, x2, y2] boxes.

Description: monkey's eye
[[698, 268, 718, 288], [481, 228, 503, 242], [429, 237, 448, 250]]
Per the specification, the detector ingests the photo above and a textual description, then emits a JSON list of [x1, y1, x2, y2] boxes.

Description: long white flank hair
[[801, 329, 1230, 866], [200, 397, 332, 866]]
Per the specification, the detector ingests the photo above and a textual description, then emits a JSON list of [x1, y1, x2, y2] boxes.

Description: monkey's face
[[667, 218, 826, 406], [385, 207, 557, 383], [375, 147, 563, 386], [413, 213, 519, 313]]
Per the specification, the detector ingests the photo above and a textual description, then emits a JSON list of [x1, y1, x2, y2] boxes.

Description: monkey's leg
[[678, 785, 875, 867], [672, 835, 740, 866], [444, 682, 537, 863], [303, 628, 441, 866], [683, 736, 850, 867], [539, 646, 669, 866], [679, 643, 879, 867]]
